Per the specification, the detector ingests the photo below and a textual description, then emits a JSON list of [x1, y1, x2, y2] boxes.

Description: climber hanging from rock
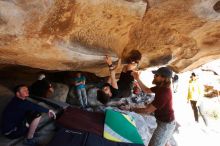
[[97, 50, 142, 104]]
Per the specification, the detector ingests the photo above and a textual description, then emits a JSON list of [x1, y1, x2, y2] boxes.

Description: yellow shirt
[[187, 79, 201, 101]]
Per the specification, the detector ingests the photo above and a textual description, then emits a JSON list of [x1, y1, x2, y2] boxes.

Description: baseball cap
[[152, 67, 173, 78]]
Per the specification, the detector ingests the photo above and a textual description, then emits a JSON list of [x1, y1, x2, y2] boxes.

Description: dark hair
[[97, 90, 111, 104], [75, 72, 82, 78], [191, 72, 196, 77], [13, 84, 27, 94], [127, 50, 142, 64]]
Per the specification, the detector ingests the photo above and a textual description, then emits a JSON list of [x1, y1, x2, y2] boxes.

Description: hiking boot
[[23, 137, 39, 146]]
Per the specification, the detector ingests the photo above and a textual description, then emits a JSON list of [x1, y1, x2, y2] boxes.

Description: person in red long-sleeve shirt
[[122, 67, 176, 146]]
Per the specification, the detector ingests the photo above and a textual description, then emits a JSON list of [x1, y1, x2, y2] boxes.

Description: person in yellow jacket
[[187, 73, 208, 126]]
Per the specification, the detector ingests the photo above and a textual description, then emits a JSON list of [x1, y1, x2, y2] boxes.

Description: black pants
[[190, 100, 208, 126], [5, 111, 41, 139]]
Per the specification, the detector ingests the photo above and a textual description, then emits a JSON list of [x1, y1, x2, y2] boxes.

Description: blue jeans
[[76, 88, 87, 108], [149, 120, 176, 146]]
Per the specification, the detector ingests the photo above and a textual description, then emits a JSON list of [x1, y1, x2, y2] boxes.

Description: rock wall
[[0, 0, 220, 76]]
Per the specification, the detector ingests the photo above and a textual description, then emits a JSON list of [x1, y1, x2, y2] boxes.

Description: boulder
[[51, 83, 69, 102], [0, 84, 14, 121], [0, 0, 219, 75]]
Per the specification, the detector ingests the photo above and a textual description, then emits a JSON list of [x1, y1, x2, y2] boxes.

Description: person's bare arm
[[110, 70, 118, 89], [105, 55, 118, 89], [74, 81, 82, 86], [106, 76, 112, 84], [131, 71, 153, 93], [48, 84, 54, 93], [48, 109, 56, 119], [131, 104, 156, 114], [48, 87, 54, 93], [120, 103, 156, 114]]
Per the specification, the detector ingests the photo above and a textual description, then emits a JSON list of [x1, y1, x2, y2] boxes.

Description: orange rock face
[[0, 0, 219, 76]]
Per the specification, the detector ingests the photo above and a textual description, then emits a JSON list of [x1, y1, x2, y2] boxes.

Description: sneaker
[[23, 137, 39, 146]]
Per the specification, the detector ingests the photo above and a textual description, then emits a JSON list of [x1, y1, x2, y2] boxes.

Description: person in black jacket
[[1, 84, 56, 146], [29, 74, 54, 98]]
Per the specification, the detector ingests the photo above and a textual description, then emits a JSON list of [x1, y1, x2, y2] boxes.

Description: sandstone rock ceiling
[[0, 0, 220, 76]]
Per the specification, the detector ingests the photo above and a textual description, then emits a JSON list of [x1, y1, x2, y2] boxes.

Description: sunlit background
[[140, 59, 220, 146]]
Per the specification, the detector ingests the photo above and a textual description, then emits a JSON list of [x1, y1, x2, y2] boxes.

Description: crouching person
[[1, 84, 56, 146]]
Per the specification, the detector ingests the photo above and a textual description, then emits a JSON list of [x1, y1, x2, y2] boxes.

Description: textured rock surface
[[51, 82, 69, 102], [0, 0, 220, 76]]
